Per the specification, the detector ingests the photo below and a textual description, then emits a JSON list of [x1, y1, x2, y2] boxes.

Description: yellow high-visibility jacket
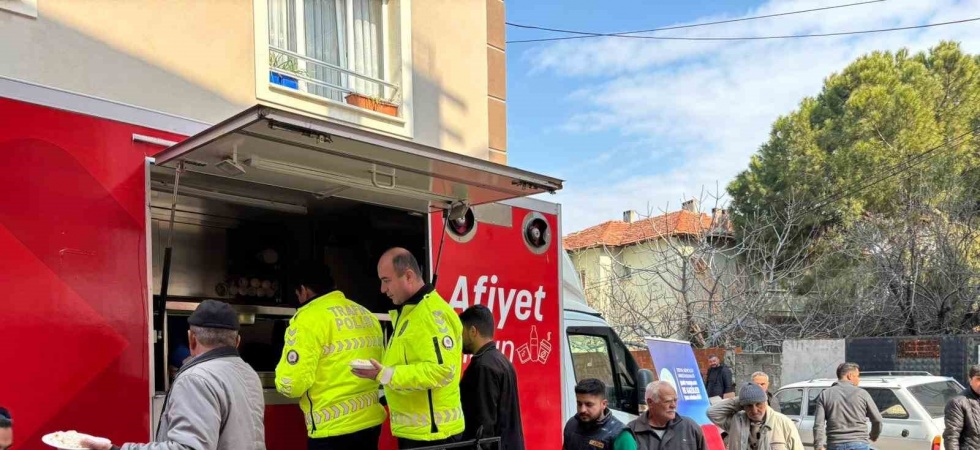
[[377, 289, 465, 441], [274, 291, 386, 438]]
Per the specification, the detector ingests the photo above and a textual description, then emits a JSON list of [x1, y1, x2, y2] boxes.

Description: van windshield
[[907, 381, 962, 418]]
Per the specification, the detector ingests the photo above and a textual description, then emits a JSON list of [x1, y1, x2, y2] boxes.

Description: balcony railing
[[269, 46, 400, 115]]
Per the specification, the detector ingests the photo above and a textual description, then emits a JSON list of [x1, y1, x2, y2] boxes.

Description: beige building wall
[[409, 0, 491, 159], [0, 0, 503, 161], [0, 1, 255, 125]]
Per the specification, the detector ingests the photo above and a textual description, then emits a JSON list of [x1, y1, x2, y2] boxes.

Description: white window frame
[[269, 0, 392, 101], [254, 0, 413, 136]]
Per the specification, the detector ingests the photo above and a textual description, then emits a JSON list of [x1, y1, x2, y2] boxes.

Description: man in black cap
[[82, 300, 267, 450]]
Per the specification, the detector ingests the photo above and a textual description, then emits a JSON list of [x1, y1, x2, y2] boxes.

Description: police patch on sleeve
[[442, 335, 454, 350], [287, 349, 300, 365]]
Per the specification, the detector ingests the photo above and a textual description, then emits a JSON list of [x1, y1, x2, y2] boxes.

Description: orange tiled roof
[[564, 210, 722, 251]]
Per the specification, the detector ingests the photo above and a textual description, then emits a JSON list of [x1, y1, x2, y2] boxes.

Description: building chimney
[[681, 199, 699, 212], [623, 210, 639, 223]]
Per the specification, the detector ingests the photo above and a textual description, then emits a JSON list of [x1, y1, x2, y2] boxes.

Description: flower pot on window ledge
[[345, 93, 399, 116]]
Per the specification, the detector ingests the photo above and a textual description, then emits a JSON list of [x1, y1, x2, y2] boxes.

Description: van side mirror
[[636, 369, 655, 413]]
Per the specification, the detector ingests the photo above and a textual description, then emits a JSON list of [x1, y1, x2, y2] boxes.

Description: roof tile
[[564, 210, 723, 250]]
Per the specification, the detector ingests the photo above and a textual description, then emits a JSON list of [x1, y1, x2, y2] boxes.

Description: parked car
[[774, 372, 963, 450]]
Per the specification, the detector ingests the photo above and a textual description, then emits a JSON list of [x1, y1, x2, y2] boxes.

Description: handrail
[[270, 46, 398, 90]]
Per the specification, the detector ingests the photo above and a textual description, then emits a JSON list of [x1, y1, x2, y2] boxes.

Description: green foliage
[[729, 41, 979, 237], [727, 41, 980, 335]]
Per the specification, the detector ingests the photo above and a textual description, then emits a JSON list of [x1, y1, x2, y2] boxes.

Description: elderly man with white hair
[[627, 381, 706, 450], [751, 371, 781, 413]]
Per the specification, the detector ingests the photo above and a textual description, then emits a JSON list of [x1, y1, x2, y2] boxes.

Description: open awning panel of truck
[[152, 105, 563, 213]]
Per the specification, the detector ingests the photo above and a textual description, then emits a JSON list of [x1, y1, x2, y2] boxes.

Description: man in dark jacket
[[944, 364, 980, 450], [705, 356, 734, 401], [628, 381, 705, 450], [564, 379, 637, 450], [459, 305, 524, 450]]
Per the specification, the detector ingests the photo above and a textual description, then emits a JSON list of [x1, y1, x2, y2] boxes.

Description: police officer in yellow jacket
[[275, 265, 386, 450], [352, 247, 465, 449]]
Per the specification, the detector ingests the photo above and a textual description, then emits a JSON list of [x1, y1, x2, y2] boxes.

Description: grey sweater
[[812, 381, 882, 448]]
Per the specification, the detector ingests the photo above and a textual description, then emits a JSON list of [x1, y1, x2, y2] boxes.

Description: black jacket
[[628, 412, 706, 450], [564, 408, 631, 450], [461, 342, 525, 450], [944, 387, 980, 450], [705, 365, 734, 398]]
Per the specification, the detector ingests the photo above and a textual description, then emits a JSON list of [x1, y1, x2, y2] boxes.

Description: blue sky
[[503, 0, 980, 233]]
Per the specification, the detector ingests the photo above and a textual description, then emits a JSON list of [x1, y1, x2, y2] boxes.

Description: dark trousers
[[307, 425, 382, 450], [397, 433, 463, 449]]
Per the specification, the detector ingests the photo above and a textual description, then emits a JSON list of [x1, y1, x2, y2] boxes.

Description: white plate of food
[[349, 359, 375, 370], [42, 430, 109, 449]]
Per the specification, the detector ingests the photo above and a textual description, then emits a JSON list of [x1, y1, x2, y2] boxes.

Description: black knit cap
[[187, 300, 240, 330]]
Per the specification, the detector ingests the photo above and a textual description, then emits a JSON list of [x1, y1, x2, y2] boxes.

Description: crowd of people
[[563, 361, 980, 450]]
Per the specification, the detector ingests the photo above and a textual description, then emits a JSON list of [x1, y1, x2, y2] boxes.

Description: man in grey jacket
[[82, 300, 266, 450], [628, 381, 705, 450], [813, 362, 882, 450], [943, 364, 980, 450]]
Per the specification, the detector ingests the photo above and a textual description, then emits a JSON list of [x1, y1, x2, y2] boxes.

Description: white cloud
[[524, 0, 980, 233]]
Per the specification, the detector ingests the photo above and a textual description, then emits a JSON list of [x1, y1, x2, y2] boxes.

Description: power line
[[507, 16, 980, 44], [507, 0, 886, 43]]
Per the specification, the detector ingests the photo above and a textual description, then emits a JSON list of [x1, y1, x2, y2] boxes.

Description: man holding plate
[[81, 300, 266, 450]]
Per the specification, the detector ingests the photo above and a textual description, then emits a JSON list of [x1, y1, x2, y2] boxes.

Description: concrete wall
[[782, 339, 846, 384], [734, 352, 782, 390], [0, 0, 500, 161]]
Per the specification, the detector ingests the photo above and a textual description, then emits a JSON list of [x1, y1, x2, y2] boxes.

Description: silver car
[[774, 372, 963, 450]]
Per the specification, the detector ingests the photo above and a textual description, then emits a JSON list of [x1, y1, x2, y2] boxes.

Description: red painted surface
[[0, 98, 183, 448], [263, 405, 307, 450], [703, 424, 726, 449], [0, 97, 563, 449], [0, 99, 316, 449], [429, 206, 563, 449]]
